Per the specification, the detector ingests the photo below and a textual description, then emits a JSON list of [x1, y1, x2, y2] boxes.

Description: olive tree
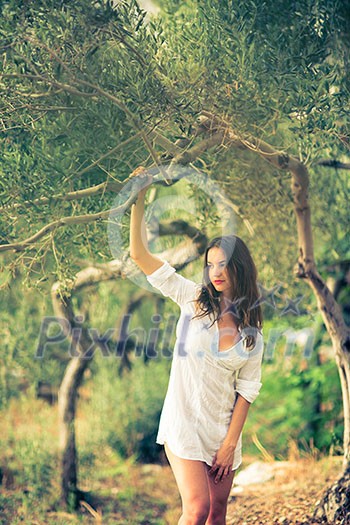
[[1, 0, 349, 520]]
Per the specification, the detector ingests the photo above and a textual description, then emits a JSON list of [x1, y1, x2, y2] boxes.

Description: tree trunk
[[51, 284, 93, 509], [51, 234, 206, 508], [58, 355, 89, 509], [305, 271, 350, 466], [198, 111, 350, 522], [312, 270, 350, 523], [313, 462, 350, 524], [51, 260, 132, 507]]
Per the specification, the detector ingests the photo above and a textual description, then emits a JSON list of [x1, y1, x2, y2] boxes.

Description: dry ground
[[159, 455, 343, 525], [0, 446, 343, 524]]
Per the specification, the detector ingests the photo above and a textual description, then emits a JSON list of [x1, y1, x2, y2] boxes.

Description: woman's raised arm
[[129, 180, 164, 276]]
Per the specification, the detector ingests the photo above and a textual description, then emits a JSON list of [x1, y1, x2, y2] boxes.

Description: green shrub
[[81, 355, 171, 463]]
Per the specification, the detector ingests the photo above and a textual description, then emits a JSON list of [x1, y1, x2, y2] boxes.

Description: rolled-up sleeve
[[146, 260, 200, 307], [236, 333, 264, 403]]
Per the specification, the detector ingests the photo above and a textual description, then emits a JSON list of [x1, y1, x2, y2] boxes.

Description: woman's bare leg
[[164, 442, 211, 525], [205, 464, 236, 525]]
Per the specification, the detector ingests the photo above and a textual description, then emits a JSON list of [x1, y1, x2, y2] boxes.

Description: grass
[[0, 394, 175, 525]]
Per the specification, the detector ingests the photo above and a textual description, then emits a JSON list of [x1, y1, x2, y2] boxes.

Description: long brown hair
[[192, 235, 263, 351]]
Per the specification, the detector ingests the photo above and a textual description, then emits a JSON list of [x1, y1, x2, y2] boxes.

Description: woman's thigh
[[164, 442, 210, 507], [205, 463, 236, 508]]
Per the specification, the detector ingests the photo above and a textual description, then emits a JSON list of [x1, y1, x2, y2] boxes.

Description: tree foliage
[[0, 0, 348, 294]]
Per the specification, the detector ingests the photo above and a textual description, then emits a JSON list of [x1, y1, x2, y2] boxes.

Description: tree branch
[[1, 73, 98, 97], [0, 191, 137, 253], [100, 28, 147, 68], [68, 77, 169, 180], [171, 131, 228, 165], [317, 159, 350, 170], [0, 116, 227, 252], [1, 181, 123, 212], [55, 236, 207, 297], [1, 124, 185, 214], [3, 32, 169, 183], [199, 110, 313, 268]]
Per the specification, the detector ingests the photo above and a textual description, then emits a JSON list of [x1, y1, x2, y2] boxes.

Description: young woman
[[130, 178, 264, 525]]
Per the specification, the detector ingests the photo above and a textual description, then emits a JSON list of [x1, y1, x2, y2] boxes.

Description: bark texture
[[313, 462, 350, 524]]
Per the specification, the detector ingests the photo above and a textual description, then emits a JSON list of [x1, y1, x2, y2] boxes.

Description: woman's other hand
[[208, 443, 236, 483]]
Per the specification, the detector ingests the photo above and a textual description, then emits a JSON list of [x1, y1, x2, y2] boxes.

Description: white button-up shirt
[[146, 260, 264, 470]]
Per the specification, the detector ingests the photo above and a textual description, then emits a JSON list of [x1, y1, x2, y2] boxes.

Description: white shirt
[[146, 260, 264, 470]]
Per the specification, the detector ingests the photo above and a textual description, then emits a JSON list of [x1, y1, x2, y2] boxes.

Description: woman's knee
[[183, 496, 210, 523]]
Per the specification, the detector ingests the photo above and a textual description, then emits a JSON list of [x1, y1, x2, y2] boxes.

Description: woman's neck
[[219, 294, 232, 313]]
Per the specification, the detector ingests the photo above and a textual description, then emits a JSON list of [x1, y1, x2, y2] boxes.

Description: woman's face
[[206, 247, 233, 297]]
